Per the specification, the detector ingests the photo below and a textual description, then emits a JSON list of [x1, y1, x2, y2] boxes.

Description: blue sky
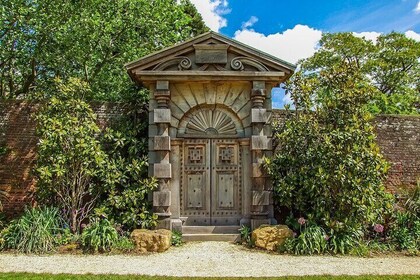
[[189, 0, 420, 108]]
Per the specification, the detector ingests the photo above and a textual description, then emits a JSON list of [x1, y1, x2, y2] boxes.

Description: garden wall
[[0, 101, 126, 217], [0, 101, 418, 218]]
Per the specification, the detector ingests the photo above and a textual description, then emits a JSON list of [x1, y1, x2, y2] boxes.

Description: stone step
[[182, 225, 240, 234], [182, 233, 240, 242]]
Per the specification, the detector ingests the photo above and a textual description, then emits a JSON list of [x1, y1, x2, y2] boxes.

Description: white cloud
[[189, 0, 230, 32], [233, 24, 322, 64], [241, 16, 258, 30], [414, 1, 420, 14], [353, 31, 382, 42], [405, 30, 420, 41]]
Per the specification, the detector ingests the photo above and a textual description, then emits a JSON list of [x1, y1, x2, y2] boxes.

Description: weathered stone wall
[[0, 101, 126, 217], [0, 102, 418, 217]]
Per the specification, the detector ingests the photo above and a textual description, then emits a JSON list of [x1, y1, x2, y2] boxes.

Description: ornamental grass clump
[[81, 217, 119, 253], [0, 207, 63, 253]]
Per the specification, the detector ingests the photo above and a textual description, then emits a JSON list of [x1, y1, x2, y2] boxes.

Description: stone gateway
[[125, 32, 295, 238]]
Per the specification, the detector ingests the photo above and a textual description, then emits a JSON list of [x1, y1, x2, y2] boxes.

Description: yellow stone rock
[[130, 229, 172, 253], [252, 225, 293, 251]]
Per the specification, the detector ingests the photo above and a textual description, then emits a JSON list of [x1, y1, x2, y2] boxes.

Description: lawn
[[0, 274, 419, 280]]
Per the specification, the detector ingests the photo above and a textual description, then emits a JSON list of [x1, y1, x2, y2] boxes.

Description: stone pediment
[[125, 31, 296, 84]]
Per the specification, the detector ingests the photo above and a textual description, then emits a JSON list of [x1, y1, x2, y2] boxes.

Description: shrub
[[239, 225, 252, 246], [285, 224, 328, 255], [267, 61, 394, 241], [35, 78, 110, 233], [0, 207, 63, 253], [113, 236, 135, 252], [100, 97, 157, 231], [387, 183, 420, 251], [81, 217, 119, 252], [171, 230, 183, 247]]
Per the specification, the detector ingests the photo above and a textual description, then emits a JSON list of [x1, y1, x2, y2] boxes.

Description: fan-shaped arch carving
[[178, 105, 244, 138]]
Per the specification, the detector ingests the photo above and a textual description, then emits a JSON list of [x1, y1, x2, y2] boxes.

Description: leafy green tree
[[267, 58, 394, 240], [35, 78, 109, 233], [99, 92, 158, 230], [300, 32, 419, 114], [0, 0, 208, 100]]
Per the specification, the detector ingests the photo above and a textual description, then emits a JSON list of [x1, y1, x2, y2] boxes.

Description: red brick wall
[[0, 103, 418, 218], [0, 101, 126, 218], [373, 115, 420, 192]]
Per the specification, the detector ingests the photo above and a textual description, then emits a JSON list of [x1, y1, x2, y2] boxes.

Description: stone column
[[151, 81, 172, 229], [250, 81, 272, 229]]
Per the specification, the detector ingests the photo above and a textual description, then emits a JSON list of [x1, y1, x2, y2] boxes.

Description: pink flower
[[324, 234, 330, 241], [373, 224, 384, 233], [298, 217, 306, 225], [293, 232, 297, 238]]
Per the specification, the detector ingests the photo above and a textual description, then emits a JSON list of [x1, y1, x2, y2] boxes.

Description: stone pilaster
[[250, 81, 272, 229], [151, 81, 172, 228]]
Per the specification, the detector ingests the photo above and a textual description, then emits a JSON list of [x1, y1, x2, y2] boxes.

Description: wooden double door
[[181, 139, 242, 225]]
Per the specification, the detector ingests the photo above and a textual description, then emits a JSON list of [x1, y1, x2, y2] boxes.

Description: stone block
[[153, 163, 172, 178], [131, 229, 172, 253], [252, 191, 270, 206], [153, 108, 171, 123], [251, 108, 268, 123], [153, 191, 171, 207], [252, 163, 264, 178], [252, 81, 265, 90], [251, 135, 268, 150], [252, 225, 293, 251], [194, 44, 228, 64], [251, 219, 270, 230], [154, 136, 171, 151], [156, 80, 169, 90]]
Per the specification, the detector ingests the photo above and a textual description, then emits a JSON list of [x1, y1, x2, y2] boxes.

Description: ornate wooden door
[[181, 139, 242, 225]]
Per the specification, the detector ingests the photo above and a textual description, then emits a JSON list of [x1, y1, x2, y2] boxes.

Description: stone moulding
[[231, 56, 270, 72], [152, 56, 192, 71]]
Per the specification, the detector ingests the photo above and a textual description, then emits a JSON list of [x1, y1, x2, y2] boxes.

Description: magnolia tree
[[35, 78, 110, 233], [267, 37, 395, 243]]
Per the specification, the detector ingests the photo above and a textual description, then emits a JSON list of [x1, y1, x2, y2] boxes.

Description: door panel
[[181, 139, 241, 225]]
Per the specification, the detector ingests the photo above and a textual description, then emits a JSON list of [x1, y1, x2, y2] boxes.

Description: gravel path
[[1, 242, 419, 277]]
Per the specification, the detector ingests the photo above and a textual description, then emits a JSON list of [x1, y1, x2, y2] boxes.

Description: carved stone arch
[[177, 104, 244, 138]]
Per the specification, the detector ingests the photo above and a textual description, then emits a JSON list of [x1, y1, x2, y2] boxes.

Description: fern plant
[[81, 217, 119, 252]]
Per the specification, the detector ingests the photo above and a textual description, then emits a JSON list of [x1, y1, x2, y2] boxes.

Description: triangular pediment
[[125, 31, 295, 84]]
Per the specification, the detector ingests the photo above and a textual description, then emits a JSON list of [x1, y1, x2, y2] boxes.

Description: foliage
[[388, 211, 420, 251], [35, 78, 110, 233], [268, 44, 395, 249], [81, 217, 119, 253], [0, 0, 208, 101], [0, 207, 63, 253], [328, 228, 362, 255], [298, 32, 419, 114], [99, 94, 157, 231], [269, 68, 393, 234], [171, 230, 183, 247], [113, 236, 135, 252], [239, 225, 252, 246], [285, 225, 328, 255]]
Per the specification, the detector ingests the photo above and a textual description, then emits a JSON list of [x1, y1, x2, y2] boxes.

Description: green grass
[[0, 274, 419, 280]]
